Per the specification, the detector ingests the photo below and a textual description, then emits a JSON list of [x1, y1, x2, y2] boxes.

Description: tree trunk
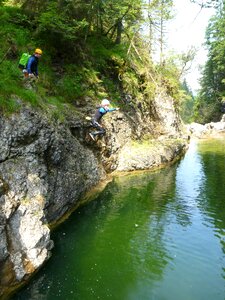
[[115, 20, 123, 44]]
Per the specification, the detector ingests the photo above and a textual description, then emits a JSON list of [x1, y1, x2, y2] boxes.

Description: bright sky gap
[[167, 0, 215, 93]]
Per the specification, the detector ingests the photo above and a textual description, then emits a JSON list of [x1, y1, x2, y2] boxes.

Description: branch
[[104, 5, 131, 37]]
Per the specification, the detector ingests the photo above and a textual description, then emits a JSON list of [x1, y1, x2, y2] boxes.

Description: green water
[[12, 137, 225, 300]]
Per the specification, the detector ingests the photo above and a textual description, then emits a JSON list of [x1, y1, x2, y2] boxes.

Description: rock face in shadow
[[0, 91, 187, 297], [0, 108, 104, 296]]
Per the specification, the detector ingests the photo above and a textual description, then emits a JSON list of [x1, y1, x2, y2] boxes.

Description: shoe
[[89, 133, 95, 141]]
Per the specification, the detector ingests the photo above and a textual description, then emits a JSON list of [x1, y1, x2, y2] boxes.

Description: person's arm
[[108, 107, 119, 112], [33, 58, 38, 77], [26, 56, 34, 74], [99, 107, 119, 114], [34, 64, 38, 77]]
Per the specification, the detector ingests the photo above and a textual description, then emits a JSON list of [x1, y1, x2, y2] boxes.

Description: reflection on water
[[12, 137, 225, 300]]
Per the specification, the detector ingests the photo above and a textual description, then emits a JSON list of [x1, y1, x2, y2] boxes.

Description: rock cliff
[[0, 90, 188, 298]]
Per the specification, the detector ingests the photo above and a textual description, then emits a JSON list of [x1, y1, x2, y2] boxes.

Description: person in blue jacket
[[26, 48, 42, 78], [89, 99, 119, 141]]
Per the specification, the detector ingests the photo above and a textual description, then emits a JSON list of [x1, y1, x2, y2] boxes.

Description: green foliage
[[144, 0, 174, 61], [0, 6, 39, 112], [0, 60, 22, 112], [156, 60, 182, 103], [0, 0, 185, 122], [40, 96, 68, 123], [179, 80, 195, 124], [85, 0, 143, 45], [193, 95, 221, 123], [55, 65, 103, 101], [0, 8, 29, 64], [196, 3, 225, 122], [0, 95, 20, 114], [37, 3, 88, 51], [123, 71, 142, 98], [57, 75, 84, 100], [87, 37, 116, 68]]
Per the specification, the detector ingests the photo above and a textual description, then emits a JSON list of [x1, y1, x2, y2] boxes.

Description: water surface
[[12, 136, 225, 300]]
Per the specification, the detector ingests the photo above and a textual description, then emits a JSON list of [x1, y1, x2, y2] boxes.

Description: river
[[12, 136, 225, 300]]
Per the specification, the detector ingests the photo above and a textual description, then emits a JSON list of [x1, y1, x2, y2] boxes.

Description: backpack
[[18, 52, 31, 69]]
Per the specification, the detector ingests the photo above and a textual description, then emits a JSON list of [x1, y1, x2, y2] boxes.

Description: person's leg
[[93, 125, 105, 135], [90, 121, 106, 139]]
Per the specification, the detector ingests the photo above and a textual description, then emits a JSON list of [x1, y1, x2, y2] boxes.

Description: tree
[[180, 79, 195, 123], [144, 0, 173, 63], [145, 0, 161, 58], [195, 1, 225, 121], [158, 0, 173, 64], [176, 47, 197, 79], [100, 0, 143, 44]]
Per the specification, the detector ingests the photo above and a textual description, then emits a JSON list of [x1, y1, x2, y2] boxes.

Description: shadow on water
[[11, 137, 225, 300]]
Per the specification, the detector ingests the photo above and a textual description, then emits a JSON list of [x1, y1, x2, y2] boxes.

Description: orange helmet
[[35, 48, 43, 55]]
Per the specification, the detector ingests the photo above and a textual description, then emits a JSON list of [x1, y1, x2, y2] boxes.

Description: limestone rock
[[187, 117, 225, 138], [0, 107, 104, 296]]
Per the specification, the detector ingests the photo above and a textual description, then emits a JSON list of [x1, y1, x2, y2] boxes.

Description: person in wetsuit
[[89, 99, 119, 141]]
